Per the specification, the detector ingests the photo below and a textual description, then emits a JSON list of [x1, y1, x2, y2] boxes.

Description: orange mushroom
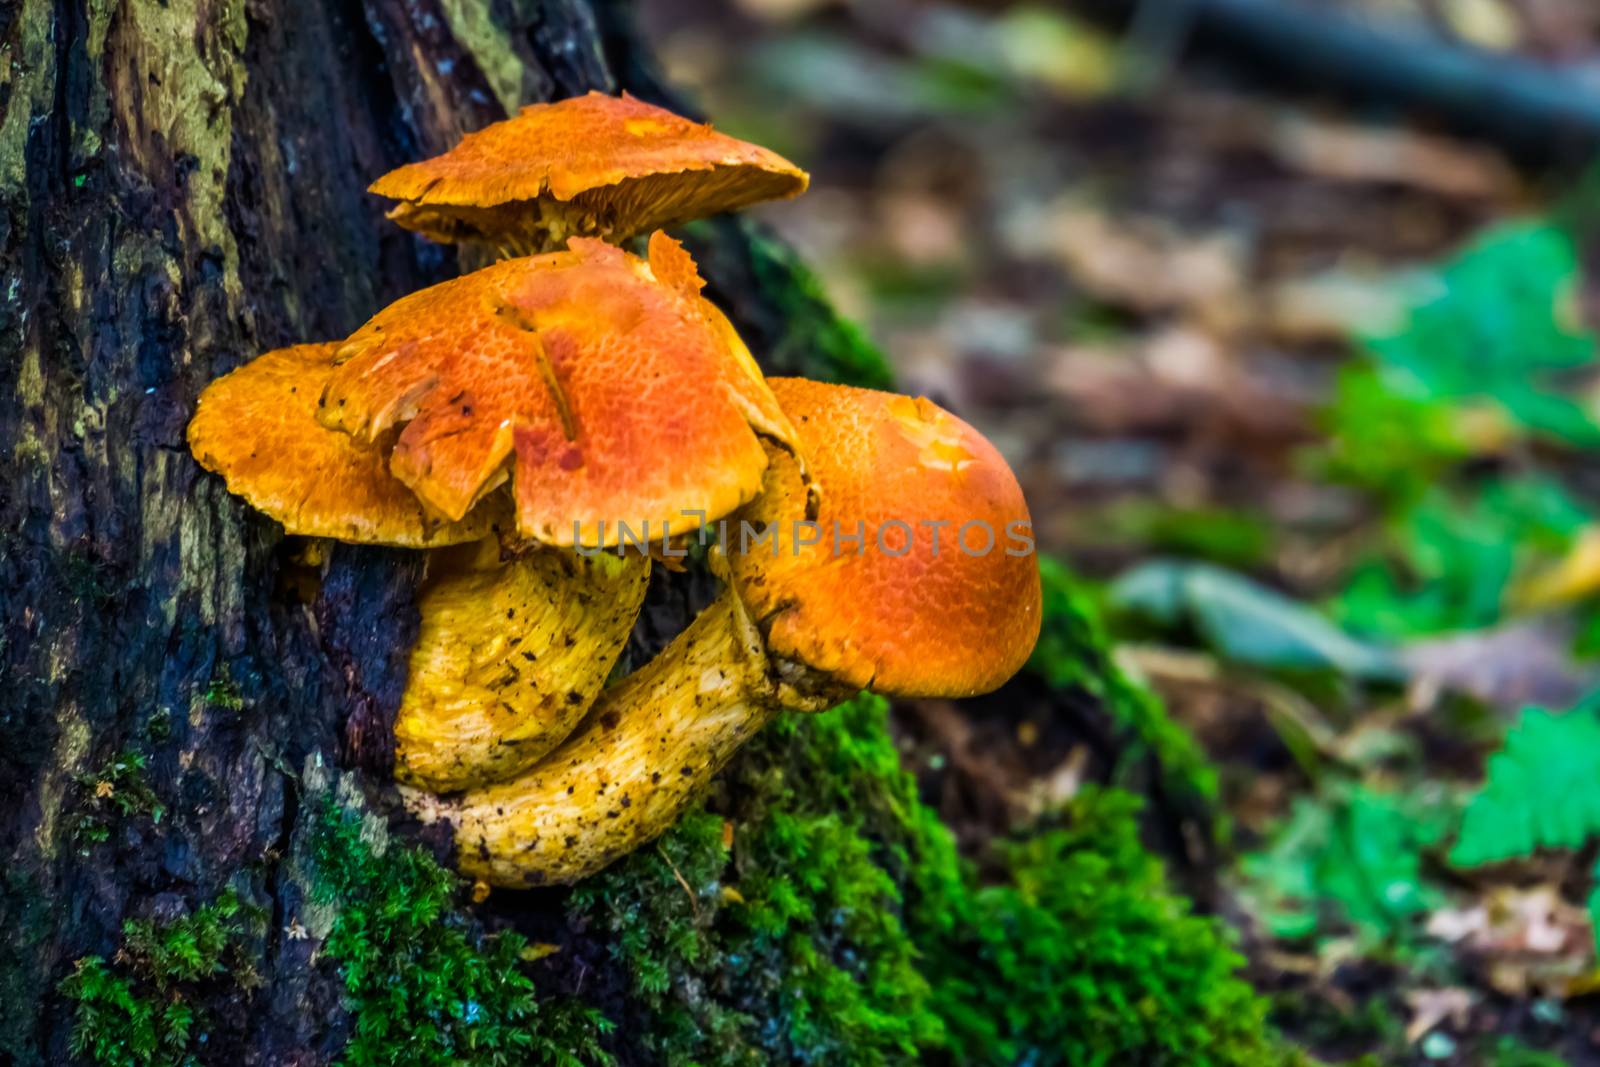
[[188, 343, 507, 547], [186, 342, 651, 793], [412, 379, 1042, 885], [320, 232, 805, 547], [370, 91, 808, 257]]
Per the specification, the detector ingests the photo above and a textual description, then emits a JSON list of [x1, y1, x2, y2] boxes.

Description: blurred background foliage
[[635, 0, 1600, 1061]]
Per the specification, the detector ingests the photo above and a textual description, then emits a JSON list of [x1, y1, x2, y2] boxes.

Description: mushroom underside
[[386, 164, 804, 257]]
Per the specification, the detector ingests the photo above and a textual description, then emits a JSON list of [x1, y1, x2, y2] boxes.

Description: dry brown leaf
[[733, 0, 836, 21], [1404, 987, 1476, 1044], [1021, 744, 1090, 817], [1010, 201, 1249, 333], [1043, 327, 1310, 443], [1263, 268, 1409, 343], [1427, 885, 1594, 997], [1270, 117, 1520, 200]]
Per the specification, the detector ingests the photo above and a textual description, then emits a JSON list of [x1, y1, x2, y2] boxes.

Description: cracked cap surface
[[187, 343, 509, 546], [320, 234, 802, 547], [727, 378, 1041, 698]]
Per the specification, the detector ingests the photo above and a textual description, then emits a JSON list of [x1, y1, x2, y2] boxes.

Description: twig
[[657, 841, 702, 922], [1083, 0, 1600, 163]]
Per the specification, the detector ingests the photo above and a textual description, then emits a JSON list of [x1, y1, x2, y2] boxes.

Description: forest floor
[[641, 0, 1600, 1063]]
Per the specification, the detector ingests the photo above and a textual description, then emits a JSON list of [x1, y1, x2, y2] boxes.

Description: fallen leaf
[[1404, 987, 1476, 1044], [1441, 0, 1522, 50], [733, 0, 835, 21], [993, 7, 1118, 97], [1271, 116, 1520, 200], [1401, 620, 1591, 713], [1427, 885, 1594, 997], [1112, 560, 1402, 680], [520, 942, 563, 962], [1009, 201, 1248, 332], [1513, 525, 1600, 610]]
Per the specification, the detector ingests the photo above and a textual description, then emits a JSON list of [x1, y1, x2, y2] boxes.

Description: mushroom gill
[[369, 91, 808, 257]]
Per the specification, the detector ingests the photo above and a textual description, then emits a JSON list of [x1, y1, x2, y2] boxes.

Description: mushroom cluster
[[189, 92, 1041, 886]]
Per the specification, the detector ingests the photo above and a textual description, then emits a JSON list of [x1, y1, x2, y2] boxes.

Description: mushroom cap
[[369, 91, 808, 247], [727, 378, 1041, 698], [320, 233, 801, 547], [187, 343, 508, 546]]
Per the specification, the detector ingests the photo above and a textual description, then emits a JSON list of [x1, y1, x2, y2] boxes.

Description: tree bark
[[0, 3, 1218, 1063], [0, 1, 647, 1060]]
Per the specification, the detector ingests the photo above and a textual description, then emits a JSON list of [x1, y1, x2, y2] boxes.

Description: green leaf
[[1452, 705, 1600, 867], [1242, 782, 1454, 943], [1330, 477, 1591, 639], [1112, 559, 1401, 680], [1363, 221, 1597, 444]]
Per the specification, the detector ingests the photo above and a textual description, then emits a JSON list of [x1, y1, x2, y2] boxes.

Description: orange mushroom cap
[[369, 91, 808, 250], [187, 343, 508, 546], [320, 233, 802, 547], [727, 379, 1041, 698]]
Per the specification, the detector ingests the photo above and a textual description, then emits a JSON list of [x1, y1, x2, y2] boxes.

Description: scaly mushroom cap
[[320, 234, 802, 547], [370, 91, 808, 253], [187, 343, 508, 546], [728, 378, 1041, 697]]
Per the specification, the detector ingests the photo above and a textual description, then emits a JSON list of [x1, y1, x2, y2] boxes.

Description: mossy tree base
[[0, 1, 1293, 1063]]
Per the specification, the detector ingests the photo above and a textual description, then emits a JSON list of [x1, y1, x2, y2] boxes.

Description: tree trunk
[[0, 3, 1227, 1064]]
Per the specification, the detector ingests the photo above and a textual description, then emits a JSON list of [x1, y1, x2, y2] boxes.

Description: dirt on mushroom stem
[[393, 537, 653, 792], [405, 586, 852, 887]]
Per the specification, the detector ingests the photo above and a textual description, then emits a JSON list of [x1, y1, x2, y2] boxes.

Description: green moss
[[61, 959, 198, 1067], [1029, 556, 1220, 811], [742, 226, 896, 390], [570, 789, 939, 1065], [575, 696, 1295, 1066], [60, 887, 261, 1067], [920, 791, 1290, 1066], [308, 800, 613, 1067], [201, 667, 244, 712]]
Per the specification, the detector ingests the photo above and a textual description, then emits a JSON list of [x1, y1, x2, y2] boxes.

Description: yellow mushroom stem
[[394, 538, 651, 791], [406, 585, 851, 887]]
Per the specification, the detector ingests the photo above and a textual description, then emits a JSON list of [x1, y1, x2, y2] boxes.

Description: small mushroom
[[369, 91, 808, 257], [395, 536, 649, 790], [321, 232, 806, 546], [414, 378, 1041, 886]]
